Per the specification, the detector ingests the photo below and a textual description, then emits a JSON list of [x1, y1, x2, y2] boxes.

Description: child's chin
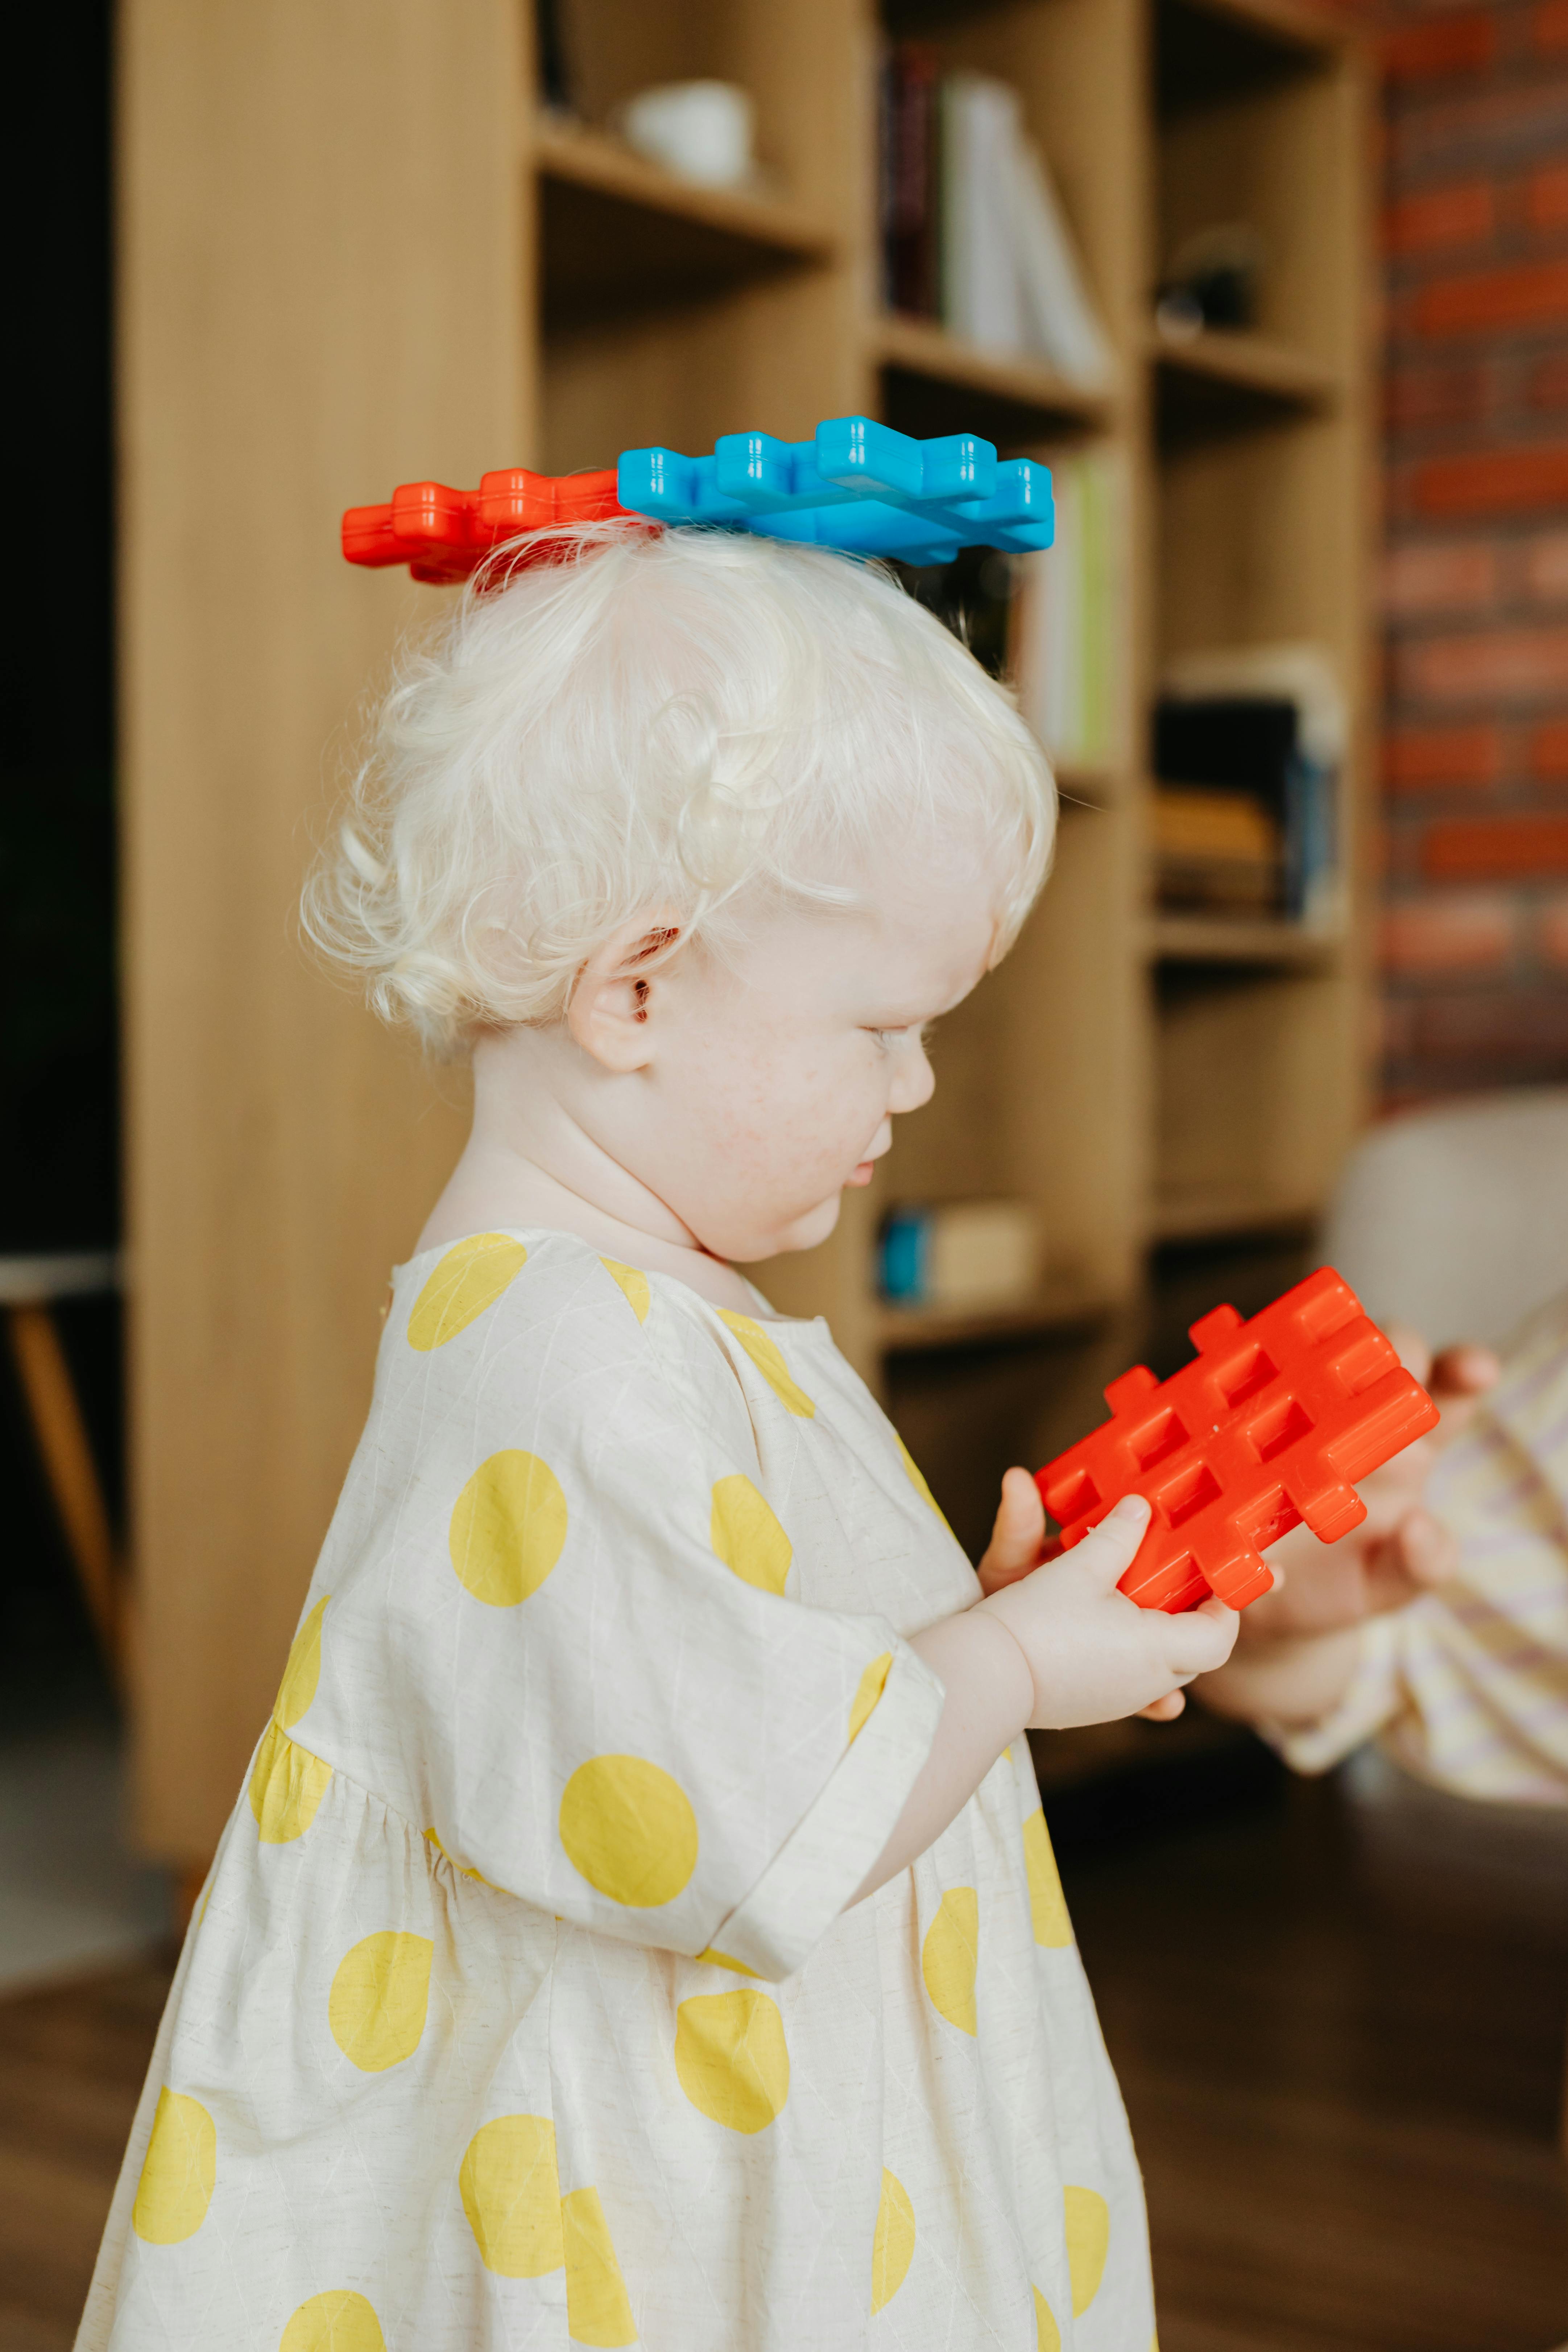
[[731, 1192, 843, 1263]]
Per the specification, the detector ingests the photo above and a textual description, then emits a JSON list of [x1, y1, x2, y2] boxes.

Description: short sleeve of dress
[[297, 1236, 947, 1981]]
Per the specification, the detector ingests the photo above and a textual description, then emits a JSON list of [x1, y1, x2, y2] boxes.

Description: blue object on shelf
[[879, 1207, 931, 1305], [617, 415, 1055, 564]]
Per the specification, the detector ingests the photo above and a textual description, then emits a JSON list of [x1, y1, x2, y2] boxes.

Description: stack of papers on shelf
[[1154, 788, 1282, 912], [880, 50, 1112, 385], [1154, 645, 1348, 929], [879, 1200, 1042, 1313]]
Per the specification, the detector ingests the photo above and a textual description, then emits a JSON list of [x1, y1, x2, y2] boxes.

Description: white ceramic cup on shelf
[[618, 80, 755, 188]]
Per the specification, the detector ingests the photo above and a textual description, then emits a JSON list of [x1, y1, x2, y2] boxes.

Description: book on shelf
[[879, 1200, 1042, 1314], [1010, 448, 1122, 772], [1153, 645, 1347, 928], [878, 46, 1111, 385]]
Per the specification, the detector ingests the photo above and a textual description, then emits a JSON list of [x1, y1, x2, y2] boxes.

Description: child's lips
[[846, 1160, 877, 1187]]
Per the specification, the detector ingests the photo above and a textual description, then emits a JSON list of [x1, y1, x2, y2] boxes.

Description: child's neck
[[414, 1028, 761, 1314]]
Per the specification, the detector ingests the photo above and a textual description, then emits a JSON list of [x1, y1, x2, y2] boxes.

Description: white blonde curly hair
[[303, 521, 1056, 1057]]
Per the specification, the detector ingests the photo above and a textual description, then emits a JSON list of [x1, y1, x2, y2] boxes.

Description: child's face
[[617, 851, 1000, 1263]]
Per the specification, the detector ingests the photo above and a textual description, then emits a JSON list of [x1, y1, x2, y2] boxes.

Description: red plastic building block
[[341, 468, 640, 585], [1035, 1267, 1439, 1614]]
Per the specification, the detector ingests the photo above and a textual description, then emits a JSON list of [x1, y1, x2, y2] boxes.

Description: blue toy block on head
[[616, 415, 1054, 565]]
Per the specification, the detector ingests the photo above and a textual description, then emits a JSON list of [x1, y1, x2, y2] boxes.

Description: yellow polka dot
[[458, 2113, 564, 2277], [894, 1432, 950, 1528], [275, 1595, 328, 1730], [279, 2290, 386, 2352], [559, 1755, 698, 1907], [1022, 1809, 1073, 1948], [1033, 2285, 1060, 2351], [600, 1258, 650, 1324], [249, 1719, 332, 1844], [693, 1947, 759, 1976], [407, 1233, 527, 1350], [449, 1449, 568, 1606], [131, 2087, 215, 2244], [327, 1931, 433, 2072], [1064, 2185, 1109, 2315], [870, 2167, 915, 2312], [673, 1988, 790, 2133], [921, 1887, 978, 2036], [709, 1475, 791, 1595], [848, 1652, 893, 1746], [562, 2186, 638, 2346], [717, 1311, 815, 1418]]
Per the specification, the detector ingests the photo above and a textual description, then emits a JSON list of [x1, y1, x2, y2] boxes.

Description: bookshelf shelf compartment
[[1146, 914, 1343, 968], [535, 123, 835, 323], [874, 315, 1114, 447], [1152, 1188, 1321, 1246], [1151, 327, 1339, 443], [877, 1281, 1116, 1357]]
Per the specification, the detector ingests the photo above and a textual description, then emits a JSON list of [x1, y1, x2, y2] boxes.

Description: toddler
[[80, 525, 1241, 2352]]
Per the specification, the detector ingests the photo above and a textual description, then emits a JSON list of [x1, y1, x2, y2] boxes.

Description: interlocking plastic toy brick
[[341, 467, 634, 584], [1035, 1267, 1440, 1615], [341, 416, 1055, 583], [617, 416, 1054, 563]]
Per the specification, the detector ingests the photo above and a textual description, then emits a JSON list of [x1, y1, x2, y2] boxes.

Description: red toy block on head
[[1035, 1267, 1439, 1614], [341, 467, 640, 585]]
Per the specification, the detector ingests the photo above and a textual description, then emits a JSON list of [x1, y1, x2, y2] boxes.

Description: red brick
[[1385, 181, 1495, 255], [1382, 15, 1496, 79], [1541, 893, 1568, 968], [1411, 443, 1568, 517], [1423, 813, 1568, 880], [1383, 723, 1505, 790], [1381, 894, 1517, 974], [1416, 259, 1568, 338], [1528, 163, 1568, 233], [1399, 624, 1568, 704], [1382, 540, 1498, 615], [1530, 718, 1568, 775], [1524, 530, 1568, 601], [1394, 84, 1568, 182], [1386, 363, 1491, 430], [1530, 356, 1568, 410], [1538, 1, 1568, 54], [1398, 988, 1568, 1067]]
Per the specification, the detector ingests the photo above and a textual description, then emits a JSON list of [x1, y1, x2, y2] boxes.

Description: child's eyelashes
[[866, 1022, 933, 1053]]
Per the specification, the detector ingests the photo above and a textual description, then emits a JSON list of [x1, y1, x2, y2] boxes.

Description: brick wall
[[1376, 1, 1568, 1098]]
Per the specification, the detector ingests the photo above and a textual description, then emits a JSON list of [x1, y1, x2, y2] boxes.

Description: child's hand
[[977, 1494, 1242, 1730]]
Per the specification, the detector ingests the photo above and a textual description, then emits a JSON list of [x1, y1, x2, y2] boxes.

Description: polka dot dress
[[79, 1231, 1155, 2352]]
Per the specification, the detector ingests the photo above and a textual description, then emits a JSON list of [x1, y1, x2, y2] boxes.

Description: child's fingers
[[977, 1468, 1047, 1593], [1072, 1494, 1152, 1586], [1161, 1595, 1240, 1676]]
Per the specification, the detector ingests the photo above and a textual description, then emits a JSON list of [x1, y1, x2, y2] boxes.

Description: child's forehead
[[773, 857, 1002, 1002]]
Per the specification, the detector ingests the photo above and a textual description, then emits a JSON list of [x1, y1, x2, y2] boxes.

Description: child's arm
[[850, 1495, 1239, 1902]]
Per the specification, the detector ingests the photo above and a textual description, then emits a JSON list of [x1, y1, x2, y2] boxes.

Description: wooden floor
[[1066, 1771, 1568, 2352], [5, 1774, 1567, 2351], [0, 1958, 168, 2352]]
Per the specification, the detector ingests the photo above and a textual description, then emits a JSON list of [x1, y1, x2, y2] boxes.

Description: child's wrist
[[971, 1593, 1040, 1730]]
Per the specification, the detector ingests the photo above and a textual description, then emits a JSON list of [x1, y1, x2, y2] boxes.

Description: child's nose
[[890, 1038, 935, 1114]]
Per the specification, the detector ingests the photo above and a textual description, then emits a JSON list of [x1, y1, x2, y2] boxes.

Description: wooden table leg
[[7, 1302, 123, 1691]]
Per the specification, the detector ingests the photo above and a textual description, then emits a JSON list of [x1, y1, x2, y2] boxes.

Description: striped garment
[[1273, 1288, 1568, 1800]]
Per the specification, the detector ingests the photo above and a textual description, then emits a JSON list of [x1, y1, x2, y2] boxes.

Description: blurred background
[[5, 1, 1568, 2345]]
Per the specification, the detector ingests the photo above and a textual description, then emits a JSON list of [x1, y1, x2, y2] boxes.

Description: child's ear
[[567, 918, 684, 1072]]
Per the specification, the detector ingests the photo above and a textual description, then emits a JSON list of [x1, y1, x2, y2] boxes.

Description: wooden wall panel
[[119, 0, 528, 1858]]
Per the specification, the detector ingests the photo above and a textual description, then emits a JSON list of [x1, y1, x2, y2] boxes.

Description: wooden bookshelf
[[120, 0, 1373, 1854]]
